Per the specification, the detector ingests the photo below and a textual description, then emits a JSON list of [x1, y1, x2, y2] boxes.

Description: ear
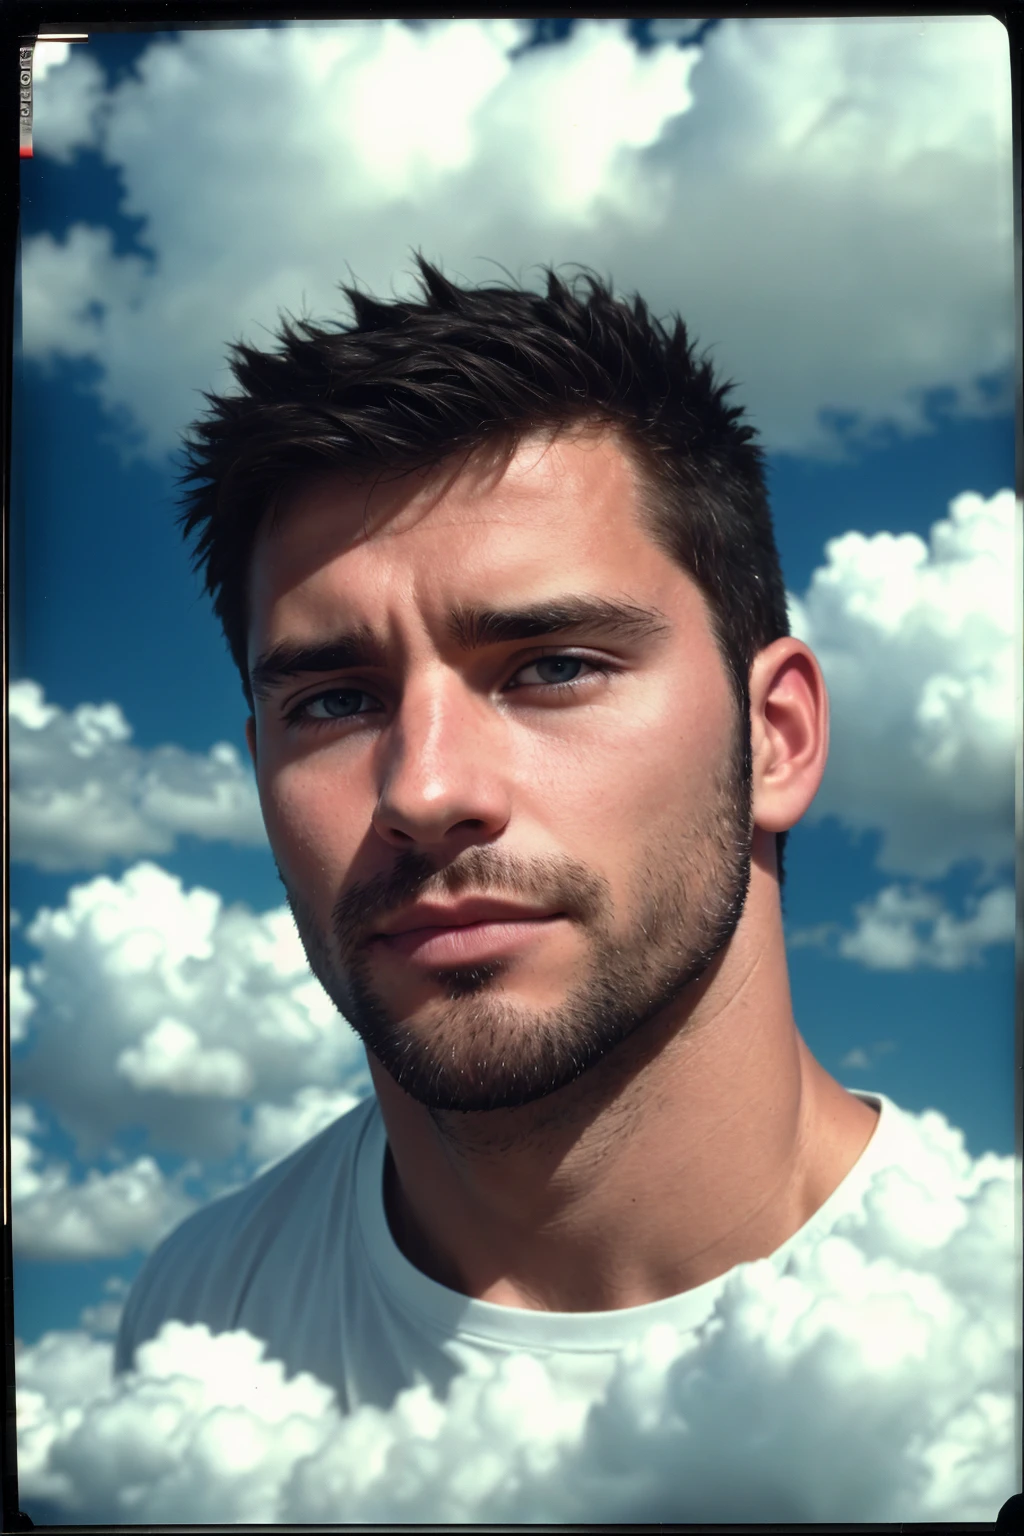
[[748, 637, 829, 835], [245, 715, 258, 771]]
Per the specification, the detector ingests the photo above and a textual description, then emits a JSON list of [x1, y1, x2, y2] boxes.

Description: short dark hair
[[178, 256, 791, 883]]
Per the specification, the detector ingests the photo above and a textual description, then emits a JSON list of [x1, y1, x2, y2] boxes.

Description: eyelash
[[282, 652, 614, 730]]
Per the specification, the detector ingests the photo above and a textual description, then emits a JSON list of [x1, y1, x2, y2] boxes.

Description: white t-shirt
[[116, 1089, 912, 1412]]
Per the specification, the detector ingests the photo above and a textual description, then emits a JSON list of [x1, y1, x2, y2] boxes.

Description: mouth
[[370, 914, 565, 965]]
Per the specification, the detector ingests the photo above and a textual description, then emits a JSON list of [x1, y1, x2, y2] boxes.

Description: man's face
[[246, 431, 753, 1115]]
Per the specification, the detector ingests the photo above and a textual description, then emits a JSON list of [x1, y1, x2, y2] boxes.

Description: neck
[[372, 879, 879, 1313]]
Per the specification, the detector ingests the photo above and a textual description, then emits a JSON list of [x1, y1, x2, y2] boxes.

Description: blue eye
[[286, 653, 609, 729], [514, 655, 589, 687], [292, 689, 374, 723]]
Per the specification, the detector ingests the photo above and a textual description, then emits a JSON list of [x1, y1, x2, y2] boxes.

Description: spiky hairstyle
[[179, 256, 791, 879]]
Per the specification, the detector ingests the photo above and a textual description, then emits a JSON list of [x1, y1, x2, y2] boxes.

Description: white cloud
[[790, 489, 1018, 878], [247, 1086, 365, 1173], [10, 1099, 42, 1149], [30, 43, 107, 161], [21, 18, 1012, 464], [116, 1018, 255, 1099], [9, 680, 266, 871], [17, 1325, 338, 1522], [14, 862, 372, 1162], [17, 1115, 1019, 1522], [33, 42, 72, 79], [76, 1300, 124, 1337], [792, 878, 1013, 970], [17, 224, 150, 369], [79, 1279, 130, 1339], [16, 1331, 116, 1510], [791, 883, 1015, 971], [8, 965, 38, 1043], [838, 1041, 896, 1072], [11, 1101, 196, 1261], [836, 884, 1015, 971]]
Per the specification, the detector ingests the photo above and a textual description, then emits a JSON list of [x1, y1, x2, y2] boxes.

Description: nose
[[371, 668, 512, 850]]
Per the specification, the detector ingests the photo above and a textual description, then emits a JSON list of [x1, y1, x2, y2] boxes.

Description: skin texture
[[246, 429, 879, 1313]]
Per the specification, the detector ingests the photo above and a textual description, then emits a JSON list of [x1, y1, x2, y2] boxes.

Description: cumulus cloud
[[790, 488, 1018, 878], [790, 883, 1015, 971], [9, 680, 266, 871], [247, 1085, 365, 1173], [838, 1040, 897, 1073], [33, 41, 72, 80], [11, 1102, 196, 1261], [21, 17, 1012, 463], [17, 1112, 1019, 1522], [19, 225, 150, 379], [16, 1330, 123, 1513], [30, 42, 107, 162], [17, 1326, 337, 1522], [14, 862, 372, 1161], [79, 1279, 130, 1339], [116, 1018, 254, 1100], [837, 884, 1015, 971], [8, 966, 37, 1043]]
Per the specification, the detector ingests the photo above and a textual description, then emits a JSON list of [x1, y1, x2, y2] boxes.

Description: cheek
[[570, 676, 725, 809], [519, 678, 726, 863], [258, 757, 363, 894]]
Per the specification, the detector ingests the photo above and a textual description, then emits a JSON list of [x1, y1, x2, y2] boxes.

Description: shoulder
[[115, 1094, 379, 1373]]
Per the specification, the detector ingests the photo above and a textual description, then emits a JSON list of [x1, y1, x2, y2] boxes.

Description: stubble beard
[[283, 720, 753, 1120]]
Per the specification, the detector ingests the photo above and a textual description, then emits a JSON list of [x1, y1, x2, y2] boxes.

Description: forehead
[[247, 430, 679, 647]]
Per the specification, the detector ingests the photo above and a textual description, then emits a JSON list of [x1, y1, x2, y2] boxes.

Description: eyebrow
[[250, 595, 672, 700], [448, 594, 672, 651]]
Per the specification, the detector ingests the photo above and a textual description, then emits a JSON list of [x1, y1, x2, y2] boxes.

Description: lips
[[374, 899, 559, 939], [370, 905, 565, 965]]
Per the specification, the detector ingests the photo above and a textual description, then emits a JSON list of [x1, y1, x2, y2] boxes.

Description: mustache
[[327, 847, 610, 956]]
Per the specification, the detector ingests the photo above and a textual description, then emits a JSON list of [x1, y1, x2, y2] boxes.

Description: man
[[117, 257, 909, 1415]]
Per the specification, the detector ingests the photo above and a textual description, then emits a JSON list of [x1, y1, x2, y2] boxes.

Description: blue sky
[[9, 11, 1017, 1397]]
